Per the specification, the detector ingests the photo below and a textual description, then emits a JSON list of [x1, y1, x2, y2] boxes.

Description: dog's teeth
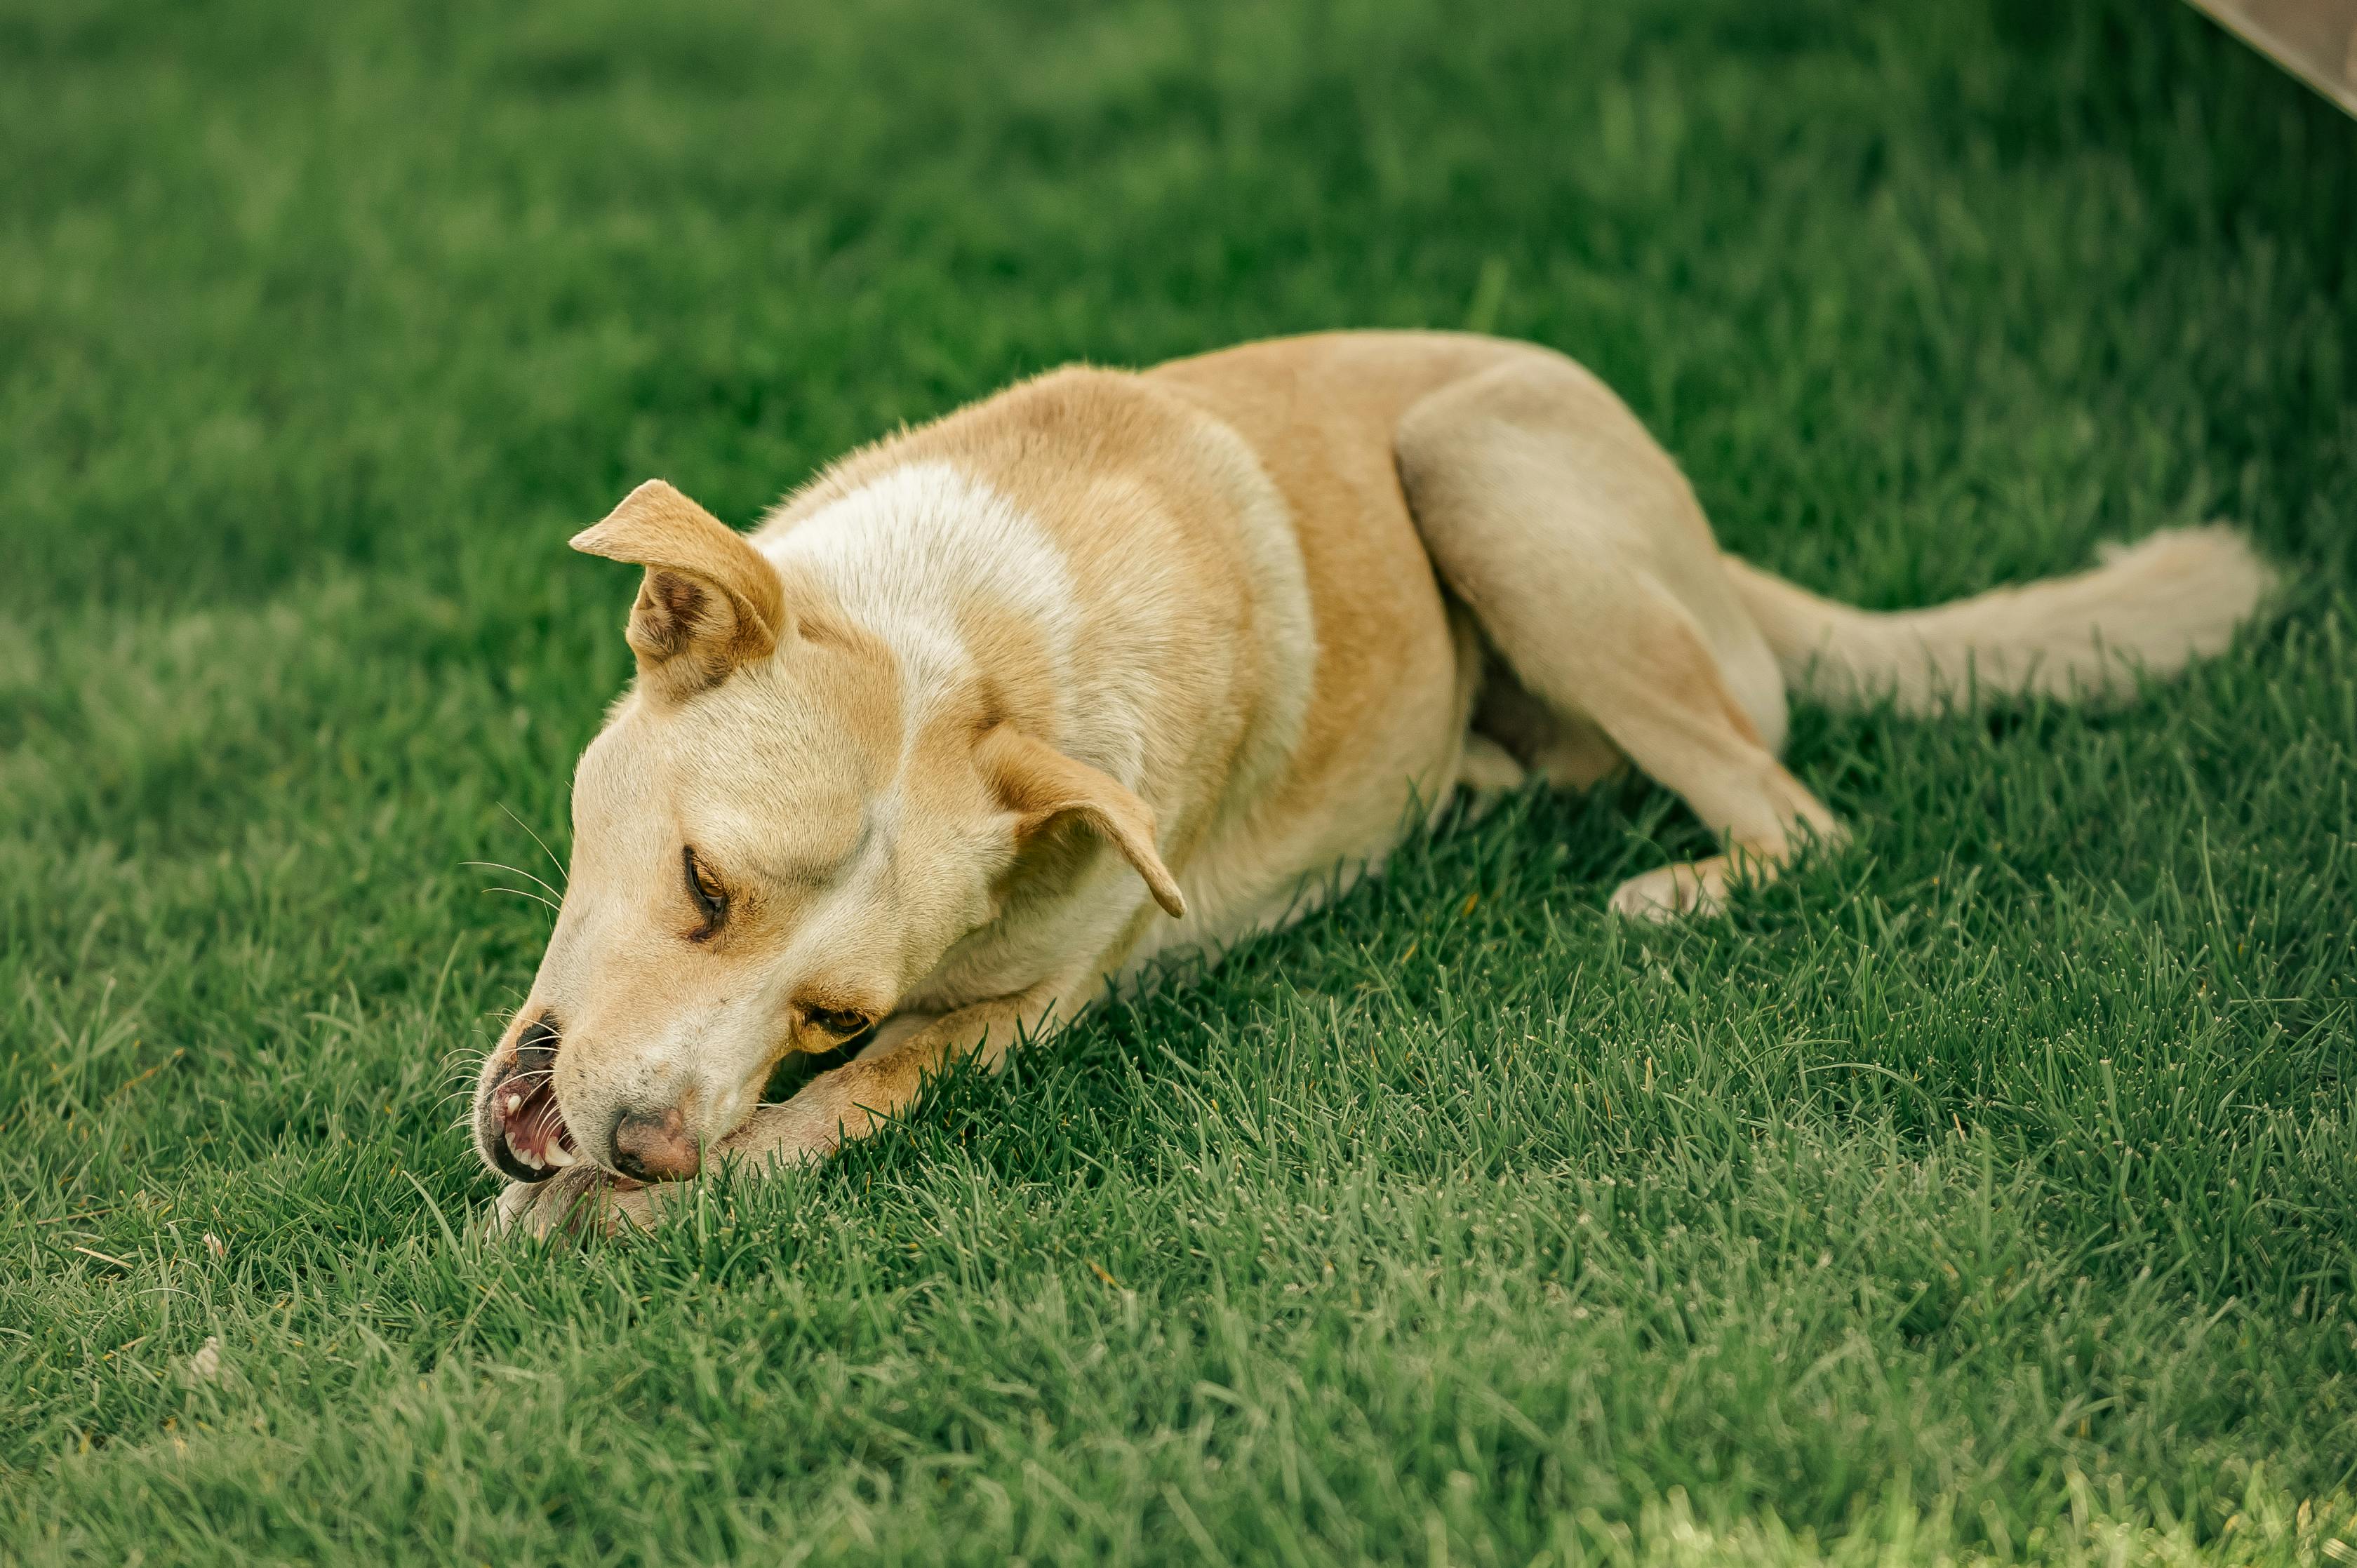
[[543, 1144, 575, 1169], [503, 1093, 521, 1115]]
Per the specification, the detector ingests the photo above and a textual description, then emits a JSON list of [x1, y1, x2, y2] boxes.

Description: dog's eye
[[805, 1006, 870, 1038], [682, 846, 727, 930]]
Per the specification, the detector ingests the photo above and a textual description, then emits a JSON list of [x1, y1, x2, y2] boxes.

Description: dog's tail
[[1722, 525, 2276, 716]]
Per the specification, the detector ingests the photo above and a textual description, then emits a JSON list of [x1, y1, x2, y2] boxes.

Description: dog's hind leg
[[1396, 351, 1841, 919]]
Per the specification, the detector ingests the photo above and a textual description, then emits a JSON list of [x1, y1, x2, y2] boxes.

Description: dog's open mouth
[[483, 1016, 580, 1182], [498, 1070, 579, 1175]]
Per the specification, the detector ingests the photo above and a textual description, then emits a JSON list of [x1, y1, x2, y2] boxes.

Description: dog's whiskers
[[465, 858, 563, 905], [498, 803, 569, 892], [479, 885, 561, 916], [467, 860, 564, 908]]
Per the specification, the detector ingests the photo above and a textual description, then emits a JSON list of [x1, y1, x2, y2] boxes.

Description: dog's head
[[471, 479, 1183, 1190]]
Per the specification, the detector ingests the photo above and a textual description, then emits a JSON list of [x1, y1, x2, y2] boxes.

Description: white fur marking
[[766, 462, 1083, 727], [766, 462, 1088, 861]]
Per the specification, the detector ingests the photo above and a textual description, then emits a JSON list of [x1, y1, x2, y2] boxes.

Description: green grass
[[4, 0, 2354, 1561]]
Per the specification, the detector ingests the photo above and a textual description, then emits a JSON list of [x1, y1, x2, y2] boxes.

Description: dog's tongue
[[501, 1077, 578, 1172]]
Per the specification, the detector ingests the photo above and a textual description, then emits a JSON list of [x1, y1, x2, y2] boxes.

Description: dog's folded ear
[[571, 480, 789, 701], [976, 725, 1187, 919]]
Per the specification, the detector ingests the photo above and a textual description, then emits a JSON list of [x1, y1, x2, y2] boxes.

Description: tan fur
[[1722, 524, 2277, 713], [478, 330, 2276, 1238]]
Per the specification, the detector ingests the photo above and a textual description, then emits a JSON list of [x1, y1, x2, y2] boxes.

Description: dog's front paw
[[1608, 857, 1734, 922], [493, 1166, 657, 1241], [714, 1092, 848, 1172]]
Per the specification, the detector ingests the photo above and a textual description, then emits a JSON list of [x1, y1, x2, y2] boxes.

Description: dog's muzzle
[[477, 1014, 579, 1183]]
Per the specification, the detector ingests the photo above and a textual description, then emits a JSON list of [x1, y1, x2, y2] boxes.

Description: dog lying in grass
[[474, 330, 2273, 1237]]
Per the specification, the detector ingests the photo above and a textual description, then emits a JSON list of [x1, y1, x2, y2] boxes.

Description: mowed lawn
[[5, 0, 2356, 1561]]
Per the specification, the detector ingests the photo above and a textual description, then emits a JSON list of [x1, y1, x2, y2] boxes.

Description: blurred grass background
[[3, 0, 2354, 1562]]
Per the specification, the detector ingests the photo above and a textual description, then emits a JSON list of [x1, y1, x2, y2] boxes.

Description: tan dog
[[474, 331, 2273, 1236]]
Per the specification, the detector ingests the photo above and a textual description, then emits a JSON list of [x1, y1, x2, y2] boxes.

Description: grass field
[[5, 0, 2356, 1561]]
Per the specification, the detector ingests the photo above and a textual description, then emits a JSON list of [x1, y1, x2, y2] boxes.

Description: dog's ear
[[570, 480, 788, 700], [975, 725, 1186, 918]]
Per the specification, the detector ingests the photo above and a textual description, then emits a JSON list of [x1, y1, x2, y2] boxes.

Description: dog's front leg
[[716, 975, 1084, 1174], [490, 978, 1095, 1239]]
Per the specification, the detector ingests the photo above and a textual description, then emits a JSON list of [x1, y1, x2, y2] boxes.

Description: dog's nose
[[611, 1106, 701, 1182]]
